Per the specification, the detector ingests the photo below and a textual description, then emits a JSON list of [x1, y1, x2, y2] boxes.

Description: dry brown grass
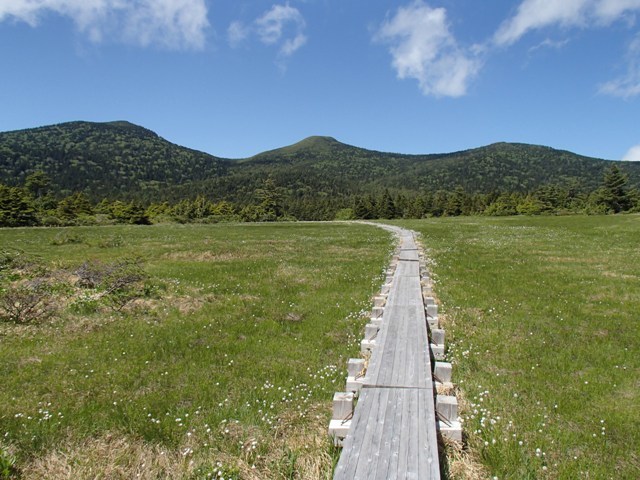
[[440, 387, 489, 480], [22, 433, 197, 480], [442, 437, 490, 480], [262, 403, 335, 480], [20, 406, 338, 480], [162, 251, 245, 262], [22, 431, 316, 480], [436, 383, 457, 396], [275, 264, 311, 286], [601, 270, 637, 280], [17, 356, 43, 367], [168, 294, 208, 315]]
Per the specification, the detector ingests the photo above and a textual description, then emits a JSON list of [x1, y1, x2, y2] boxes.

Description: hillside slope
[[0, 121, 228, 199], [1, 121, 639, 201], [390, 142, 625, 192], [228, 137, 639, 195]]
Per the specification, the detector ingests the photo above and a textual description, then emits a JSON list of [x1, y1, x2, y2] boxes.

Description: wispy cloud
[[227, 20, 249, 48], [256, 4, 306, 54], [280, 32, 307, 57], [493, 0, 640, 97], [600, 33, 640, 97], [594, 0, 640, 23], [228, 3, 307, 62], [0, 0, 209, 50], [374, 1, 481, 98], [494, 0, 589, 47], [528, 37, 571, 54], [623, 144, 640, 160], [494, 0, 640, 46]]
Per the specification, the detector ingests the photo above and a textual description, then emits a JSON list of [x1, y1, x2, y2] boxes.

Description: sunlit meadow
[[395, 215, 640, 479], [3, 216, 638, 479], [0, 223, 392, 479]]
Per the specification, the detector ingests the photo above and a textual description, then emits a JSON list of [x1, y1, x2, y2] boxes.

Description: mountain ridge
[[1, 120, 638, 202], [0, 121, 621, 162]]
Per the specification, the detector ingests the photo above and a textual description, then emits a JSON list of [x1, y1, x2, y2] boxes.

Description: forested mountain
[[243, 136, 640, 191], [0, 121, 228, 199], [384, 142, 631, 192], [178, 135, 640, 204], [1, 121, 639, 203]]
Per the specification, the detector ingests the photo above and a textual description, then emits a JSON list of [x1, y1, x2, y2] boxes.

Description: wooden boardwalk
[[334, 227, 440, 479]]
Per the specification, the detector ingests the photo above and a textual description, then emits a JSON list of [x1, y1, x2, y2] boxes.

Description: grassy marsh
[[396, 215, 640, 479], [0, 223, 391, 479], [3, 216, 638, 479]]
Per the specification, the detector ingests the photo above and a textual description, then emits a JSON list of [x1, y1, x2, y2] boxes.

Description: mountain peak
[[299, 135, 339, 144], [244, 135, 351, 163], [281, 135, 342, 153], [100, 120, 159, 138], [104, 120, 141, 129]]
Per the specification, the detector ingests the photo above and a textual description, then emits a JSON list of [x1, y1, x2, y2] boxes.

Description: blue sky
[[1, 0, 639, 161]]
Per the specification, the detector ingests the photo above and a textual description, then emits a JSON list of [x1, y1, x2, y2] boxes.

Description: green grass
[[394, 215, 640, 479], [4, 217, 638, 479], [0, 223, 392, 479]]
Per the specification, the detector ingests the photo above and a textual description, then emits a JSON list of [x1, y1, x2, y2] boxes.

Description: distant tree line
[[1, 166, 638, 228]]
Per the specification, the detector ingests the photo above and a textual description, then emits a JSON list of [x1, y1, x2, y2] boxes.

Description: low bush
[[50, 231, 86, 246], [75, 257, 149, 312], [0, 279, 57, 324], [95, 234, 124, 249]]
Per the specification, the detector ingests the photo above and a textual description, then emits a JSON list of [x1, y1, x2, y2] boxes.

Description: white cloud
[[0, 0, 209, 49], [494, 0, 640, 96], [281, 33, 307, 57], [255, 3, 307, 57], [494, 0, 640, 46], [375, 1, 481, 98], [227, 21, 249, 47], [594, 0, 640, 22], [227, 3, 307, 66], [623, 144, 640, 160], [601, 77, 640, 97], [600, 33, 640, 97], [528, 37, 571, 54], [494, 0, 589, 46]]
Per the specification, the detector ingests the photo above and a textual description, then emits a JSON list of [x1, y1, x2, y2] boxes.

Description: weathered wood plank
[[336, 388, 374, 476], [406, 388, 419, 479], [363, 388, 391, 478], [377, 386, 403, 478], [365, 270, 431, 384], [399, 250, 420, 262], [365, 303, 431, 388], [334, 225, 440, 480], [335, 389, 439, 479], [395, 259, 421, 277], [396, 389, 412, 479], [419, 389, 440, 476]]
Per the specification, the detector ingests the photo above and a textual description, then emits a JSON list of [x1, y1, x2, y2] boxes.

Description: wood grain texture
[[334, 225, 440, 479]]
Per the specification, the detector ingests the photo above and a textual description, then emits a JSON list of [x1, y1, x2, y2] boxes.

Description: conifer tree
[[353, 197, 369, 219], [377, 190, 396, 219], [602, 165, 631, 213], [255, 177, 285, 220], [0, 185, 38, 227], [24, 171, 51, 198]]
